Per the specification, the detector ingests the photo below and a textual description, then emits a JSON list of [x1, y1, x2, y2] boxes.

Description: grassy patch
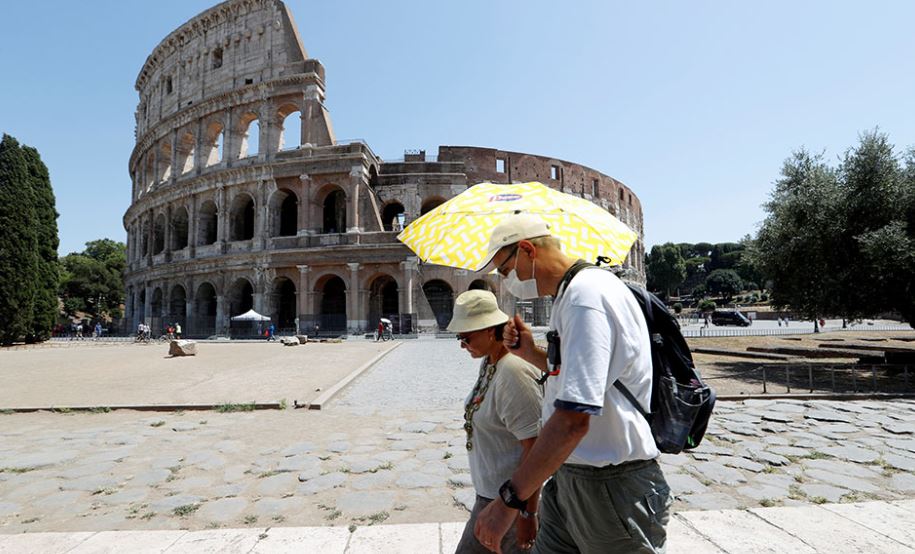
[[172, 504, 200, 517], [810, 496, 828, 504], [206, 521, 221, 529], [216, 403, 256, 413], [762, 465, 778, 474], [92, 488, 117, 496], [257, 470, 280, 479], [243, 515, 258, 525], [367, 511, 389, 525], [369, 462, 394, 473], [52, 407, 71, 414], [788, 484, 806, 501], [0, 409, 14, 415], [759, 498, 778, 508], [803, 451, 829, 460], [198, 420, 207, 425], [325, 509, 342, 521], [272, 515, 286, 523], [88, 406, 111, 414], [21, 517, 39, 524], [393, 504, 407, 511], [279, 398, 288, 410], [150, 421, 166, 428], [141, 512, 156, 520], [443, 452, 453, 460], [348, 524, 357, 533]]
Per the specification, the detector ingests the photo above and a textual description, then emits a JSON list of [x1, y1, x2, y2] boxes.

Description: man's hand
[[516, 513, 538, 550], [474, 500, 516, 553]]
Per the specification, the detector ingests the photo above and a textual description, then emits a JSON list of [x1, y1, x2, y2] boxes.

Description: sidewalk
[[2, 500, 912, 553]]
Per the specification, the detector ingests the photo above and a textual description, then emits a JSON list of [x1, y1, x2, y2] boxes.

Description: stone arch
[[194, 282, 217, 336], [137, 288, 147, 323], [198, 200, 218, 245], [229, 192, 256, 241], [239, 111, 260, 159], [205, 120, 224, 167], [366, 274, 399, 327], [269, 188, 298, 237], [270, 277, 297, 329], [278, 103, 301, 150], [171, 206, 189, 250], [422, 279, 454, 330], [153, 213, 166, 254], [226, 277, 255, 318], [168, 284, 187, 327], [144, 154, 155, 190], [319, 185, 346, 234], [420, 196, 446, 216], [158, 140, 173, 182], [178, 130, 196, 175], [381, 201, 405, 232], [150, 287, 165, 332], [468, 279, 495, 292], [314, 274, 347, 332]]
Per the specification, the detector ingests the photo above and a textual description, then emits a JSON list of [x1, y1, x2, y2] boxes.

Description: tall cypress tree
[[22, 145, 59, 341], [0, 134, 39, 344]]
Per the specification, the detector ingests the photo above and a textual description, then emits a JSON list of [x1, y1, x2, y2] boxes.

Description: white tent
[[230, 309, 271, 322]]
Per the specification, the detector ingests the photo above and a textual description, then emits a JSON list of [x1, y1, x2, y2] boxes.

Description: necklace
[[463, 360, 498, 451]]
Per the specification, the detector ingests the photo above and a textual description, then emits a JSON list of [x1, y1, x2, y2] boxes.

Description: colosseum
[[123, 0, 645, 337]]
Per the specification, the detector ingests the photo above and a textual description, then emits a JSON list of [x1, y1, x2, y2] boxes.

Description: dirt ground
[[0, 341, 396, 409], [689, 330, 915, 396]]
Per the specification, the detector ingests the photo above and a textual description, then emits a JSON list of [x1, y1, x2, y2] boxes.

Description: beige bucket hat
[[447, 290, 510, 333]]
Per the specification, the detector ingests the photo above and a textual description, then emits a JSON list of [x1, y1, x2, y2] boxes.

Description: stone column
[[253, 266, 266, 315], [216, 295, 226, 335], [257, 181, 270, 249], [143, 283, 152, 325], [347, 166, 363, 233], [217, 185, 227, 252], [297, 265, 312, 326], [170, 129, 179, 185], [347, 263, 361, 333], [400, 258, 417, 315], [164, 205, 173, 262], [222, 108, 233, 168], [188, 194, 198, 258], [195, 118, 205, 175], [146, 211, 154, 265], [298, 174, 312, 235]]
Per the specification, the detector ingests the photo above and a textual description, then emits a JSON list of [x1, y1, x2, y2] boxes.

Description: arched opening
[[316, 275, 347, 332], [198, 200, 218, 245], [422, 280, 454, 330], [230, 193, 256, 241], [194, 282, 217, 336], [153, 214, 166, 254], [178, 131, 195, 175], [270, 189, 298, 237], [144, 155, 155, 190], [140, 220, 150, 257], [158, 140, 173, 182], [227, 278, 254, 318], [205, 121, 224, 167], [171, 207, 189, 250], [367, 275, 399, 329], [239, 113, 260, 158], [322, 188, 346, 234], [150, 287, 164, 333], [381, 201, 405, 232], [137, 289, 146, 323], [279, 107, 301, 150], [168, 285, 187, 328], [421, 197, 446, 216], [468, 279, 494, 292], [271, 278, 297, 330]]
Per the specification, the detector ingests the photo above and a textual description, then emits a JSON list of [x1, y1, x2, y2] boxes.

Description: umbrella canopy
[[230, 309, 271, 322], [397, 181, 638, 271]]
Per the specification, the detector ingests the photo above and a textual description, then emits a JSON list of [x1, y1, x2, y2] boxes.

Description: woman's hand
[[516, 512, 538, 550]]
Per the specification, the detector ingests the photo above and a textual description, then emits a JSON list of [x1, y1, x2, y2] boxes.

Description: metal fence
[[683, 323, 912, 338], [703, 362, 914, 396]]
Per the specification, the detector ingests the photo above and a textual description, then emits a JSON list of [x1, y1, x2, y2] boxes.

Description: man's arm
[[503, 315, 548, 373]]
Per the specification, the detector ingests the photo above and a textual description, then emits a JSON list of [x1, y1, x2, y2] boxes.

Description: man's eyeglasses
[[495, 245, 519, 276]]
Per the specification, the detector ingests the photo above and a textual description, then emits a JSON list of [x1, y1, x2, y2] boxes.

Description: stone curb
[[716, 392, 915, 402], [303, 341, 404, 410], [0, 402, 283, 414]]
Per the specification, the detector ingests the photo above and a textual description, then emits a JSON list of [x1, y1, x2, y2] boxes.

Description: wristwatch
[[498, 479, 527, 511]]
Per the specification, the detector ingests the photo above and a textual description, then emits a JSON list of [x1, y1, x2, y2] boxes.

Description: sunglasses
[[457, 332, 476, 345]]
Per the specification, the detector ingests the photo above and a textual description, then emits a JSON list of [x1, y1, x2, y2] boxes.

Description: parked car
[[711, 309, 752, 327]]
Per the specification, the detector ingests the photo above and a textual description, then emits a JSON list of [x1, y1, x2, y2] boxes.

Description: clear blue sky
[[2, 1, 914, 256]]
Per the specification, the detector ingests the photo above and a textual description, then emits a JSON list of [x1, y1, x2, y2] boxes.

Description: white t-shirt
[[544, 267, 659, 466], [466, 354, 543, 499]]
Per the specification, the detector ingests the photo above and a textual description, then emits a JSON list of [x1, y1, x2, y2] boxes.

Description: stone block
[[168, 340, 197, 357]]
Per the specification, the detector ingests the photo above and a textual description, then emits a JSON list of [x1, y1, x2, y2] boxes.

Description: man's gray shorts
[[533, 458, 670, 554]]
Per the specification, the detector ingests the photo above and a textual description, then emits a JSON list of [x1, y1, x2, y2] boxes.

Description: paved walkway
[[0, 499, 912, 553]]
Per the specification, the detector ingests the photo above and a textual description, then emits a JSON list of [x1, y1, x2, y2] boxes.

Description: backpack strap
[[613, 381, 648, 418]]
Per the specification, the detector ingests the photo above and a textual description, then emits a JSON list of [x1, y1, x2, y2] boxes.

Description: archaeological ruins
[[123, 0, 645, 336]]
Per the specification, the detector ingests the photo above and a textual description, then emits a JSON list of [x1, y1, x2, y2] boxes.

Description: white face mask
[[503, 255, 539, 299]]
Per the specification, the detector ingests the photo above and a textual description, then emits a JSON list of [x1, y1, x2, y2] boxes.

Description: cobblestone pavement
[[1, 339, 914, 535]]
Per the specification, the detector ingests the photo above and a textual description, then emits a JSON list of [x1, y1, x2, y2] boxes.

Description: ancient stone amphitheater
[[123, 0, 645, 337]]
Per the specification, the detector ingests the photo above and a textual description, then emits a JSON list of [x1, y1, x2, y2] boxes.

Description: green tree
[[646, 243, 687, 297], [753, 149, 840, 322], [705, 269, 743, 302], [0, 134, 40, 344], [21, 145, 59, 342], [59, 239, 127, 319]]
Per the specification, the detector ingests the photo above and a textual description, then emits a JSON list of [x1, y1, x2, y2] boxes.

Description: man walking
[[472, 214, 670, 553]]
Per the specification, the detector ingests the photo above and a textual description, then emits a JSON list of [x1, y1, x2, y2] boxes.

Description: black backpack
[[555, 261, 716, 454]]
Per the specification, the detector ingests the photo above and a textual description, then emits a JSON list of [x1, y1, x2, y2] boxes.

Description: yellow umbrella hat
[[397, 182, 638, 271]]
